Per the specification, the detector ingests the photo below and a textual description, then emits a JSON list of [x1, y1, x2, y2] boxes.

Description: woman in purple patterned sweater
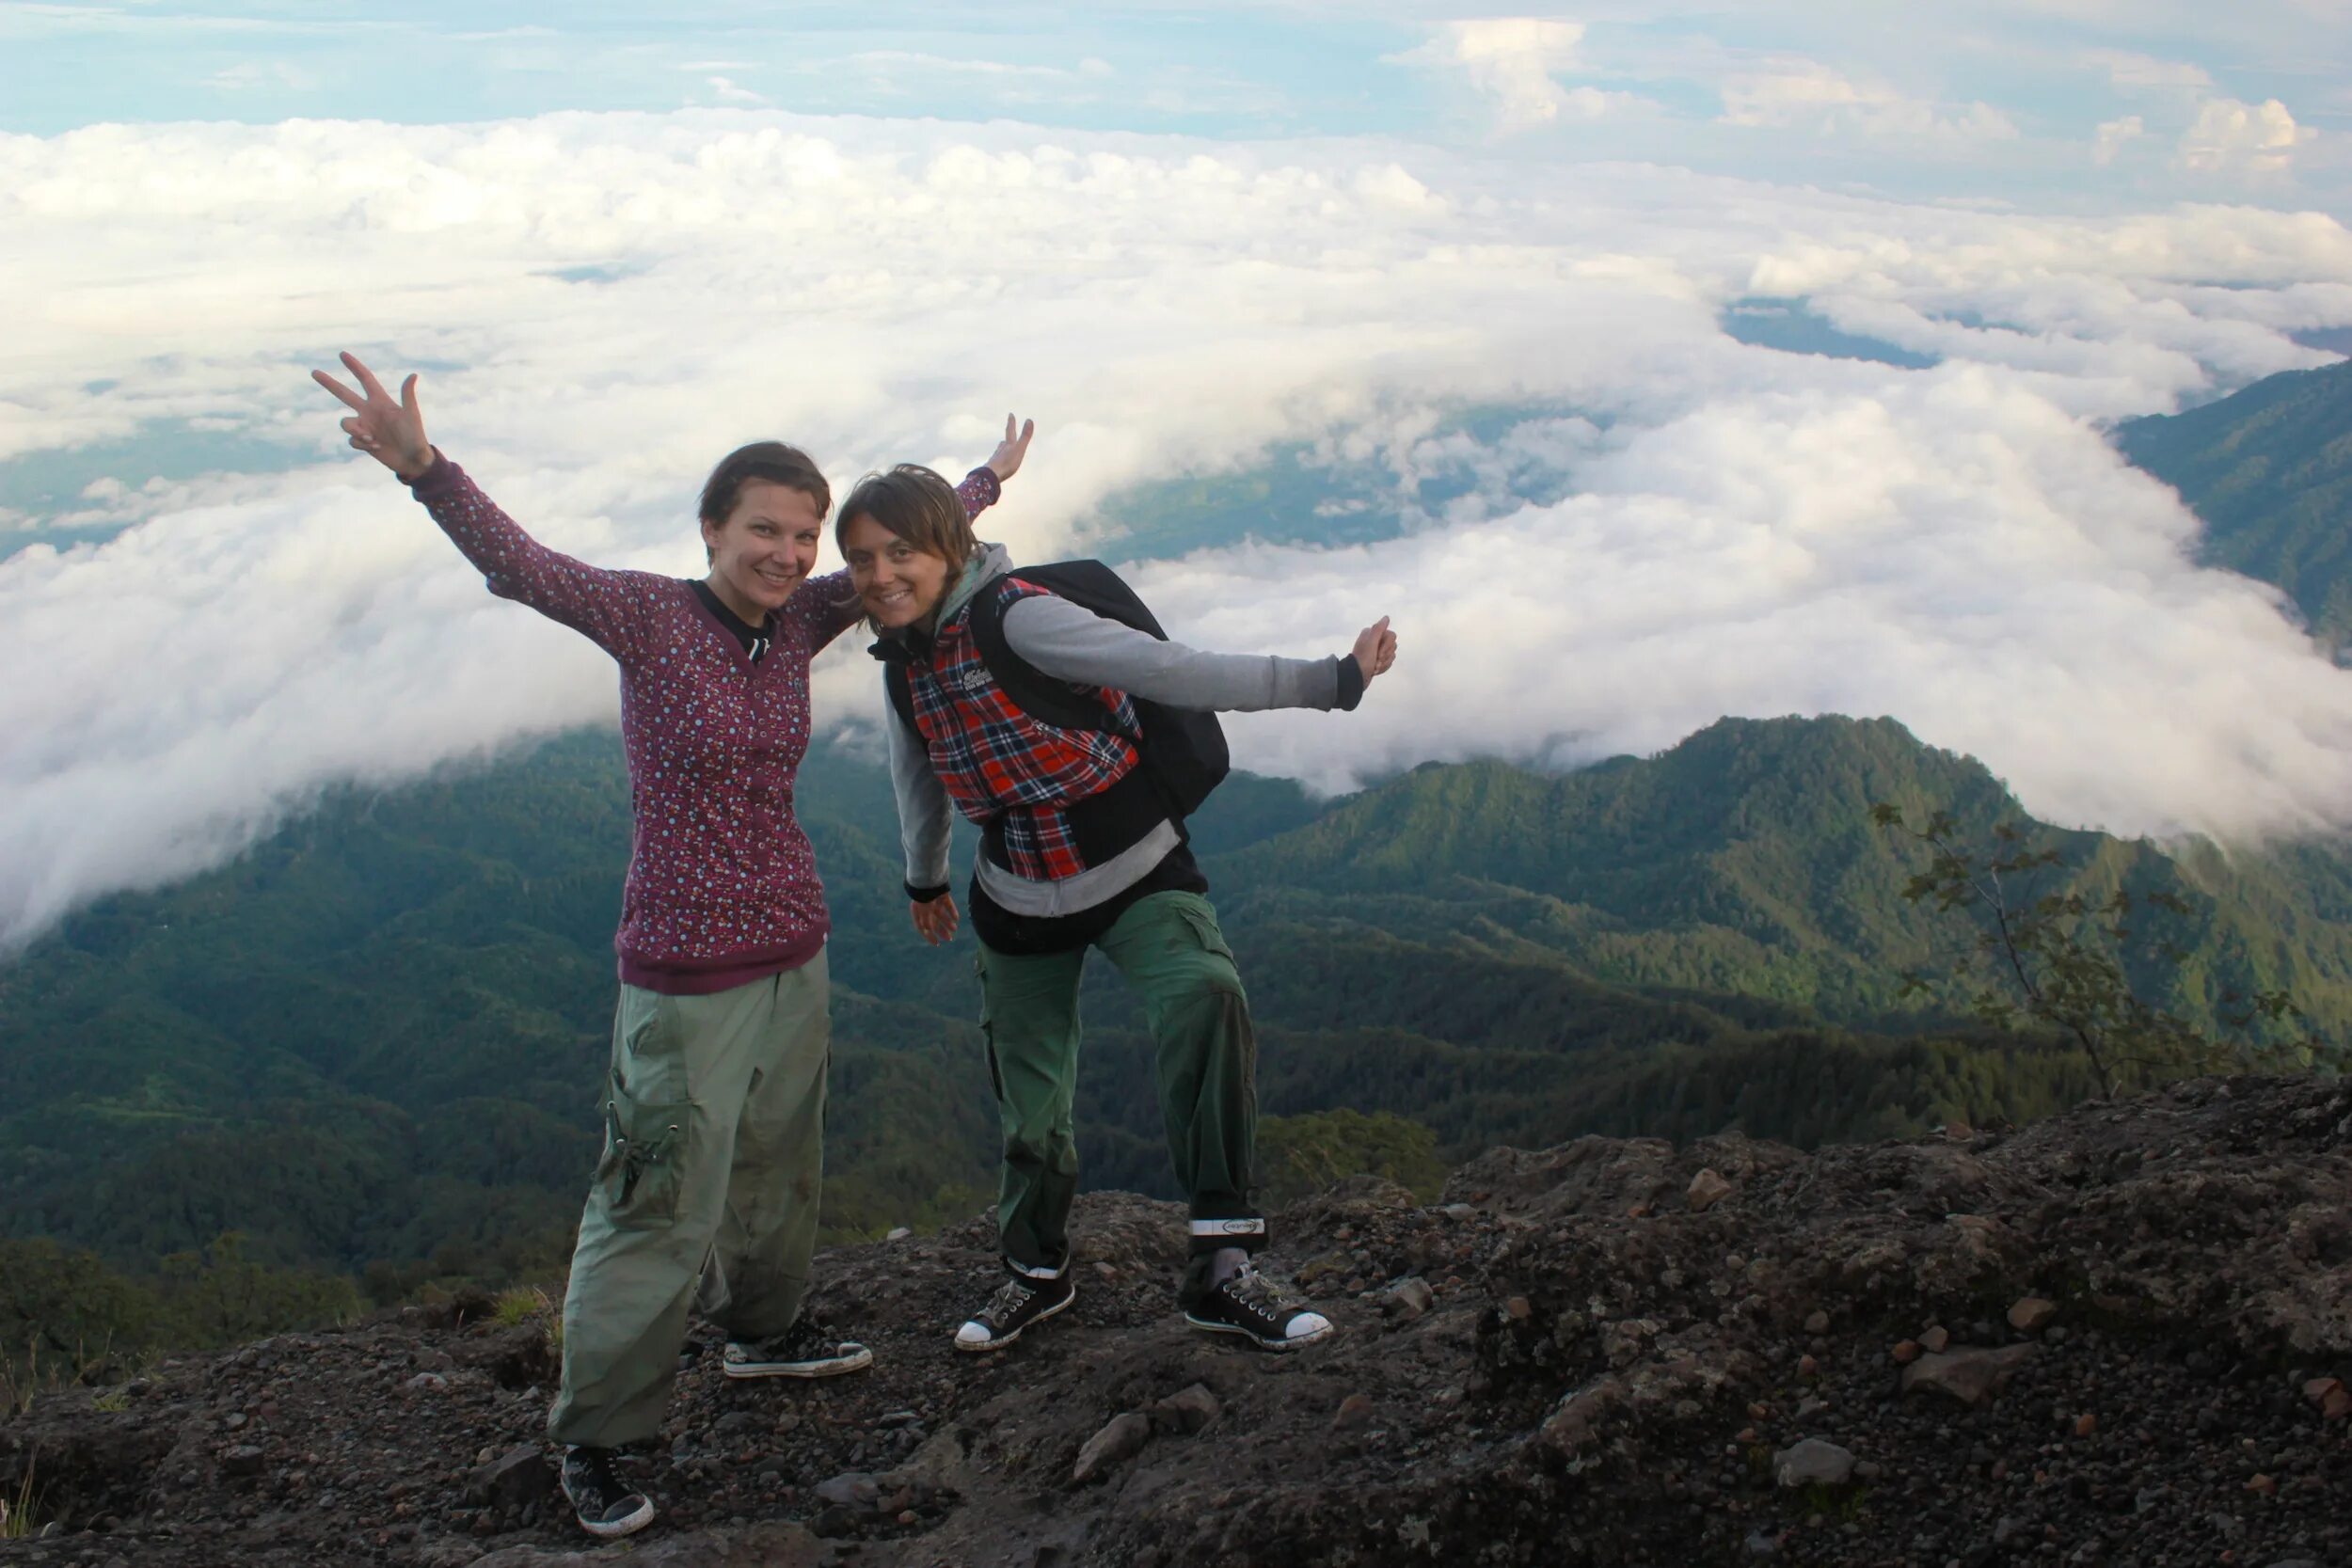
[[313, 352, 1031, 1539]]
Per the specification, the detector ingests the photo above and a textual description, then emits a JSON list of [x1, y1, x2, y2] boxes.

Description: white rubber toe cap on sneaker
[[954, 1321, 995, 1348], [580, 1497, 655, 1540], [1286, 1311, 1333, 1342]]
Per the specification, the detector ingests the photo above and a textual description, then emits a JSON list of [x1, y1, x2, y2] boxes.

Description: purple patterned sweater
[[409, 452, 999, 995]]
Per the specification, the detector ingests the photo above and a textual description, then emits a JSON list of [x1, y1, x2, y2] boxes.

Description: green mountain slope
[[1206, 715, 2352, 1034], [14, 357, 2352, 1283], [8, 711, 2340, 1289], [2117, 356, 2352, 644], [0, 733, 1352, 1275]]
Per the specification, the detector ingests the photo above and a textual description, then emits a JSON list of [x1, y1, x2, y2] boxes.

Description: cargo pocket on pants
[[1171, 901, 1237, 964], [596, 1074, 693, 1231]]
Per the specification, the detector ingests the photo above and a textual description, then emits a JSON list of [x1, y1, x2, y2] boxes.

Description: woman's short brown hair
[[835, 464, 977, 568], [701, 441, 830, 528]]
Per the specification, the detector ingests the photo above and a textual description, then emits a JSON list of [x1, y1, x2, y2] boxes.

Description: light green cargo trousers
[[547, 952, 830, 1449], [977, 891, 1263, 1297]]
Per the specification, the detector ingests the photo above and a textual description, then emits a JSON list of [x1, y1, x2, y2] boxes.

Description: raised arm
[[311, 352, 664, 658], [982, 413, 1035, 484], [1000, 597, 1398, 713], [790, 414, 1034, 652]]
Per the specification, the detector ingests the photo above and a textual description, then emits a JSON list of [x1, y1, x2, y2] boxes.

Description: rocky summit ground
[[4, 1075, 2350, 1568]]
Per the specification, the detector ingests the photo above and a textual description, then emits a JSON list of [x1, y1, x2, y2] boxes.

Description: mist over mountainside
[[2117, 355, 2352, 649], [1212, 714, 2352, 1028], [9, 12, 2352, 1559], [3, 712, 2342, 1288], [9, 109, 2352, 948], [5, 356, 2350, 1297]]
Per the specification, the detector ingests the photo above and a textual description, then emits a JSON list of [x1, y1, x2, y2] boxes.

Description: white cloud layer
[[2084, 50, 2213, 94], [1389, 17, 1622, 133], [2176, 96, 2317, 175], [1719, 59, 2019, 145], [2094, 115, 2145, 166], [704, 76, 769, 107], [4, 110, 2352, 948]]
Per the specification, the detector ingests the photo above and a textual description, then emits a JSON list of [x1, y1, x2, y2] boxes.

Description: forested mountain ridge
[[0, 736, 1004, 1287], [1209, 714, 2352, 1032], [5, 711, 2344, 1295], [2117, 354, 2352, 646], [7, 354, 2351, 1311]]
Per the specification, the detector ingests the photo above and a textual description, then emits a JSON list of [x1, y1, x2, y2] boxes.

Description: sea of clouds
[[4, 109, 2352, 949]]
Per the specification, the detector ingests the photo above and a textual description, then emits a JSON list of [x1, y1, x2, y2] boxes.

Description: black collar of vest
[[867, 626, 927, 665], [867, 600, 969, 663]]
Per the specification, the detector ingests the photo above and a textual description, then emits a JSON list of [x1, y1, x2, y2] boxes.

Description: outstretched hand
[[311, 352, 433, 481], [911, 893, 961, 945], [985, 415, 1035, 484], [1352, 615, 1398, 689]]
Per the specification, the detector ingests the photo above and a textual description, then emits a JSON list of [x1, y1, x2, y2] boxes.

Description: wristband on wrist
[[1334, 654, 1366, 712]]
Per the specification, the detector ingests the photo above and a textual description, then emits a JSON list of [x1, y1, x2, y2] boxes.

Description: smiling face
[[838, 511, 955, 630], [701, 478, 824, 623]]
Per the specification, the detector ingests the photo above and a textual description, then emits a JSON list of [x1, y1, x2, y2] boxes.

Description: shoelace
[[568, 1451, 631, 1503], [1223, 1266, 1304, 1318], [777, 1318, 834, 1355], [981, 1277, 1039, 1325], [736, 1318, 831, 1358]]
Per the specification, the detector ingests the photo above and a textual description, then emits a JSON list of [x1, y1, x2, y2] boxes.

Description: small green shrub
[[0, 1456, 43, 1541], [492, 1287, 551, 1328]]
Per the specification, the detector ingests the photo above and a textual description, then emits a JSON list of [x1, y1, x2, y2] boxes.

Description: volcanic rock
[[1147, 1385, 1220, 1435], [1900, 1344, 2040, 1407], [1772, 1438, 1856, 1488], [1686, 1169, 1734, 1212], [1071, 1413, 1152, 1484], [2007, 1296, 2058, 1333], [1, 1076, 2346, 1568]]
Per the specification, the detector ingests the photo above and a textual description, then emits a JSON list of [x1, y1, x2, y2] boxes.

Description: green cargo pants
[[977, 891, 1263, 1292], [547, 953, 830, 1449]]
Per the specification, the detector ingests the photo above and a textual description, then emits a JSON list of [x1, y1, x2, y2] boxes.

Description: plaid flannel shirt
[[905, 576, 1143, 881]]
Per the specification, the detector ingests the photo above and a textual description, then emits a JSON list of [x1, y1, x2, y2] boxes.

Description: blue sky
[[5, 2, 2347, 211]]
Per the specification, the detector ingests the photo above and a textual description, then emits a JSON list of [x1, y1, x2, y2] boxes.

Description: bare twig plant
[[1872, 804, 2328, 1097]]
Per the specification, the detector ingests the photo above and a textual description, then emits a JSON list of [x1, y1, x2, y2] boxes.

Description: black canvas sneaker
[[952, 1272, 1075, 1353], [1184, 1263, 1334, 1350], [561, 1446, 654, 1539], [723, 1318, 875, 1379]]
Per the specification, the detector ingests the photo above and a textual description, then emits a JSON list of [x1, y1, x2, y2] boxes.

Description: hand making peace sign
[[984, 413, 1035, 484], [310, 351, 434, 482]]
